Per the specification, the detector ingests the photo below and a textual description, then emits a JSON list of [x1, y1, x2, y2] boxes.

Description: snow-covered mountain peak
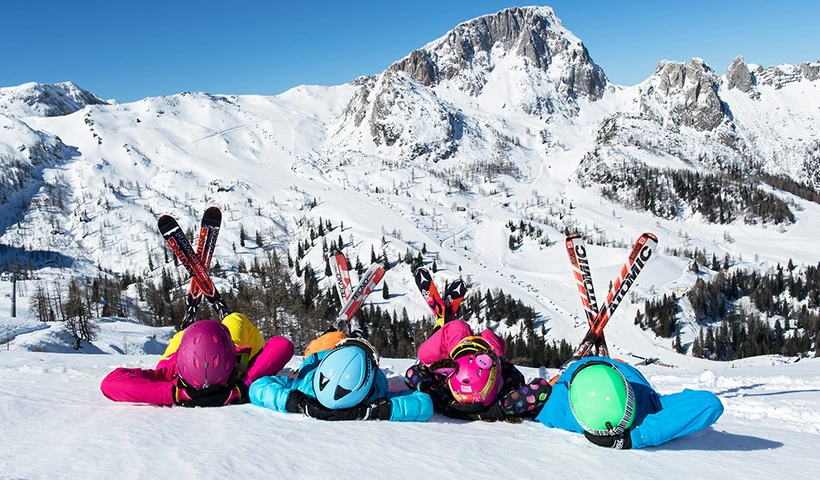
[[389, 6, 608, 103], [0, 81, 108, 118]]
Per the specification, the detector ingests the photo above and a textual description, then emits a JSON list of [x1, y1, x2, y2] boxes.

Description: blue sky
[[2, 1, 818, 102]]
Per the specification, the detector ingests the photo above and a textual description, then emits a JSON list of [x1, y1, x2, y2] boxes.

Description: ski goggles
[[431, 353, 495, 378]]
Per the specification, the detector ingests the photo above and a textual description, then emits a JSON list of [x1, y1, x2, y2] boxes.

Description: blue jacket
[[250, 350, 433, 422], [535, 357, 723, 449]]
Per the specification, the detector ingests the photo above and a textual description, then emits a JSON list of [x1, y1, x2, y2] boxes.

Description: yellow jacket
[[160, 312, 266, 362]]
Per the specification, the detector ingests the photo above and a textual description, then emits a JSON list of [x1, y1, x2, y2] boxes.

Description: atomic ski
[[332, 263, 386, 333], [158, 214, 231, 322], [571, 232, 658, 360], [565, 233, 608, 356], [181, 206, 222, 329], [414, 267, 447, 328]]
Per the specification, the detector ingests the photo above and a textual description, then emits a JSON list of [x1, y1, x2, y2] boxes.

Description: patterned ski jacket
[[249, 349, 433, 422], [535, 356, 724, 449], [100, 313, 294, 406]]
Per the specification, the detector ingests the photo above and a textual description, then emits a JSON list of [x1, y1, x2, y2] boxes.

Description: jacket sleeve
[[249, 375, 298, 413], [386, 389, 434, 422], [240, 336, 295, 388], [417, 320, 473, 365], [629, 389, 724, 449], [100, 366, 176, 405]]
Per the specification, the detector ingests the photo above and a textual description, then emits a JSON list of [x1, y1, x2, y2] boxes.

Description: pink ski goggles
[[432, 353, 494, 377]]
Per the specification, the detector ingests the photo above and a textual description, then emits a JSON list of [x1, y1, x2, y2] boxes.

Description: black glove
[[285, 390, 345, 420], [311, 397, 392, 421], [176, 381, 241, 408], [584, 430, 633, 450], [286, 390, 391, 421], [285, 389, 315, 414], [441, 400, 512, 422], [361, 397, 392, 421]]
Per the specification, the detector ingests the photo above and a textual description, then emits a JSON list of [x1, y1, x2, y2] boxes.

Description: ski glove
[[584, 430, 633, 450], [360, 397, 392, 421], [286, 390, 391, 421], [175, 380, 244, 408], [322, 397, 392, 421], [441, 400, 513, 422]]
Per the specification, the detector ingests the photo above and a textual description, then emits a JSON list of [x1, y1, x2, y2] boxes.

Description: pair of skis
[[329, 252, 386, 333], [564, 232, 658, 363], [414, 267, 467, 328], [158, 207, 229, 329]]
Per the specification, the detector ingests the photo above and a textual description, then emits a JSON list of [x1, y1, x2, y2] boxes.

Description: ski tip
[[414, 267, 430, 277], [157, 215, 177, 230], [203, 206, 222, 223]]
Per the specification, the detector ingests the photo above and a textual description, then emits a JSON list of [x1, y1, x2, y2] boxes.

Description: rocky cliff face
[[726, 56, 820, 92], [639, 59, 728, 132], [389, 6, 608, 101], [726, 56, 754, 93]]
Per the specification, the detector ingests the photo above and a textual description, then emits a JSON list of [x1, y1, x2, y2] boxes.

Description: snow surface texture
[[2, 283, 818, 478], [1, 335, 819, 479]]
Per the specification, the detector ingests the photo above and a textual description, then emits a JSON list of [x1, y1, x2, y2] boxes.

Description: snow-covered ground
[[1, 294, 819, 478], [1, 339, 819, 479]]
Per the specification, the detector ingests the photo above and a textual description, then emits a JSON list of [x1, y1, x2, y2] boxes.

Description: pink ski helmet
[[176, 320, 237, 389], [446, 336, 502, 406]]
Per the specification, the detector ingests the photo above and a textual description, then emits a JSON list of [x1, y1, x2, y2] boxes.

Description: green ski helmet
[[569, 361, 636, 436]]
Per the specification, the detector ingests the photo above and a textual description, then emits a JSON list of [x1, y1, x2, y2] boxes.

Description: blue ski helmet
[[313, 338, 379, 409]]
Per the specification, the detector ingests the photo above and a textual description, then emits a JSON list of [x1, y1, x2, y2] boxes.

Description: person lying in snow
[[404, 320, 551, 422], [100, 313, 294, 407], [536, 357, 724, 449], [249, 330, 432, 422]]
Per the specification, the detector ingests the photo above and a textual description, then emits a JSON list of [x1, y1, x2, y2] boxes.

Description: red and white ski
[[329, 252, 353, 303], [332, 263, 386, 333]]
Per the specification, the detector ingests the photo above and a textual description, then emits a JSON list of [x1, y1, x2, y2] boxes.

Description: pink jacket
[[417, 320, 506, 365], [100, 336, 294, 405]]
